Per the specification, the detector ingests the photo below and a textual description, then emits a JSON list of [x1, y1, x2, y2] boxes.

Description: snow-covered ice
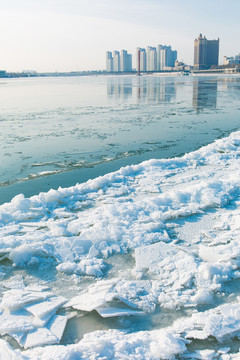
[[1, 131, 240, 358]]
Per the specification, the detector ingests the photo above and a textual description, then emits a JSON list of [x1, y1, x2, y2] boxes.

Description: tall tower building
[[106, 51, 113, 72], [147, 46, 157, 71], [113, 51, 120, 72], [136, 48, 147, 73], [157, 45, 164, 71], [194, 34, 219, 69], [120, 50, 132, 72]]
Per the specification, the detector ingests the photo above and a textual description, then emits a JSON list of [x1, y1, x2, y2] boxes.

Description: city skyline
[[0, 0, 239, 72], [106, 44, 177, 73]]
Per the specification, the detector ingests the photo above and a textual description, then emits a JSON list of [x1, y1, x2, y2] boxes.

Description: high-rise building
[[157, 45, 164, 71], [113, 51, 120, 72], [147, 46, 157, 71], [136, 48, 147, 73], [106, 51, 113, 72], [120, 50, 132, 72], [194, 34, 219, 69], [157, 45, 177, 70]]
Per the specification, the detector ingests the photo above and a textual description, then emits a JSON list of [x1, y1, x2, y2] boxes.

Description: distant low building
[[223, 54, 240, 66], [22, 70, 37, 75], [174, 60, 185, 71], [0, 70, 7, 77], [194, 34, 219, 70]]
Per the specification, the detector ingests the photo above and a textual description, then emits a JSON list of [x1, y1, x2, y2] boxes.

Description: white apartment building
[[147, 46, 157, 71], [113, 51, 120, 72], [136, 48, 147, 72], [157, 45, 177, 70], [120, 50, 132, 72], [106, 52, 113, 72]]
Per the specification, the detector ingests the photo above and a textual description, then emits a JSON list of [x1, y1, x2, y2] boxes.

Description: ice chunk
[[8, 245, 47, 266], [47, 315, 68, 341], [0, 339, 25, 359], [1, 289, 54, 311], [114, 280, 156, 312], [218, 347, 230, 354], [55, 238, 92, 262], [23, 327, 58, 349], [0, 312, 34, 335], [31, 311, 58, 328], [8, 331, 25, 344], [25, 284, 50, 292], [135, 241, 188, 269], [182, 349, 216, 359], [2, 275, 25, 290], [57, 258, 106, 277], [24, 296, 66, 319], [174, 299, 240, 341], [66, 279, 117, 311], [0, 253, 9, 263], [135, 242, 198, 309], [95, 305, 144, 318]]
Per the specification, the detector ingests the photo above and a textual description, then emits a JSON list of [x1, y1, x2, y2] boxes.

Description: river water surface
[[1, 74, 240, 204]]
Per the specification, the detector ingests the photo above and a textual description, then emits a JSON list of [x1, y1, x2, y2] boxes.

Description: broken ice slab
[[66, 289, 114, 312], [47, 315, 68, 341], [0, 311, 34, 335], [174, 298, 240, 342], [25, 284, 51, 292], [95, 305, 144, 318], [21, 327, 58, 349], [66, 279, 117, 312], [135, 241, 181, 269], [2, 275, 25, 290], [24, 296, 67, 319], [1, 289, 54, 311], [31, 311, 58, 328], [0, 252, 9, 263], [20, 316, 68, 349], [8, 331, 25, 344]]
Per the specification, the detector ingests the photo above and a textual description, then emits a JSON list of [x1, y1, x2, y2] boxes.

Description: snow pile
[[0, 329, 187, 360]]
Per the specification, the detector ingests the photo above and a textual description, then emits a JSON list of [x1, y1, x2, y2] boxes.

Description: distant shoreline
[[1, 67, 239, 79]]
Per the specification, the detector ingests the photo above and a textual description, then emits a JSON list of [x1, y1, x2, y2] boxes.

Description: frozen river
[[0, 74, 240, 203], [1, 74, 240, 359]]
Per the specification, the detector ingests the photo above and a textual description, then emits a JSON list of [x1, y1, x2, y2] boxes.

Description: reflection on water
[[106, 75, 240, 112], [107, 76, 176, 103], [107, 77, 133, 99], [192, 78, 218, 112]]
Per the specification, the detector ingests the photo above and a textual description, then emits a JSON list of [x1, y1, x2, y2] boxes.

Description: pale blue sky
[[0, 0, 239, 72]]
